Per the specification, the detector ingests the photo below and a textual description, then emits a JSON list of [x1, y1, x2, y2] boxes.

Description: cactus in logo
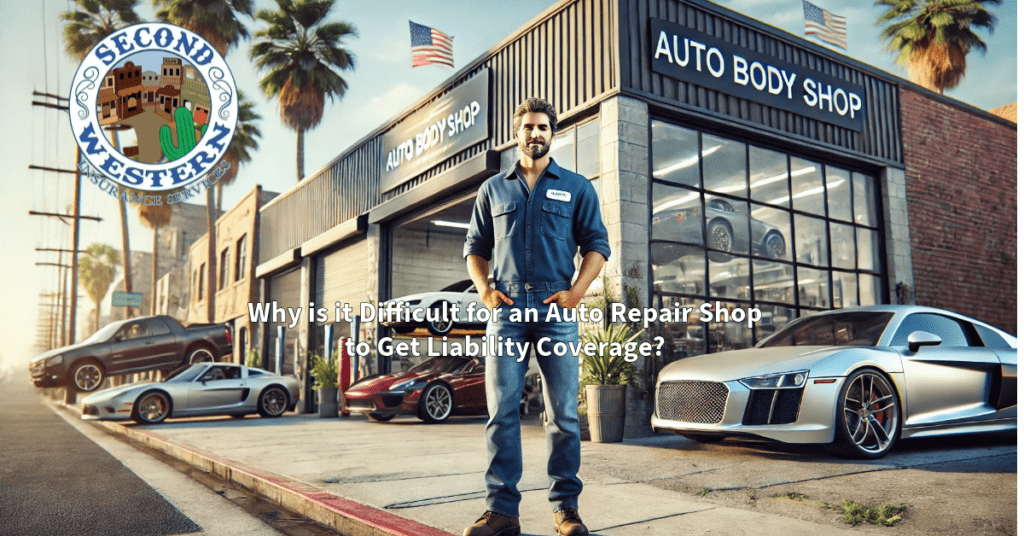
[[159, 107, 207, 160]]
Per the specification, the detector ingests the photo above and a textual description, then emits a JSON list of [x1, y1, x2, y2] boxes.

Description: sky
[[0, 0, 1016, 377]]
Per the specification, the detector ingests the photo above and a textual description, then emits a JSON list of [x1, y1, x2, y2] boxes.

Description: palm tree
[[152, 0, 254, 55], [217, 91, 263, 214], [154, 0, 254, 322], [250, 0, 356, 181], [79, 244, 120, 335], [136, 199, 175, 315], [876, 0, 1001, 93], [62, 0, 142, 317]]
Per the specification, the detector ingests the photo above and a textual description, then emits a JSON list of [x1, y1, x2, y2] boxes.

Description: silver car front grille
[[657, 381, 729, 424]]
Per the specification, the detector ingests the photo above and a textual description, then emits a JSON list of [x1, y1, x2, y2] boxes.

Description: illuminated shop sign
[[649, 18, 865, 132], [381, 70, 490, 193]]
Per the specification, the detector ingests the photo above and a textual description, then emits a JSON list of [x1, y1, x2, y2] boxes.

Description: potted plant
[[579, 324, 642, 442], [310, 351, 339, 418], [245, 347, 262, 369]]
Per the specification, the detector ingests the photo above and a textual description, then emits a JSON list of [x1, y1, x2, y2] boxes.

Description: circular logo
[[69, 23, 238, 193]]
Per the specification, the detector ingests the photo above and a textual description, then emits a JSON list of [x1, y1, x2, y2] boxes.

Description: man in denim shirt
[[463, 98, 610, 536]]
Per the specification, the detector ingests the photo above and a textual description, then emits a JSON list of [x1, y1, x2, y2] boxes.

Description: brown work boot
[[463, 510, 520, 536], [554, 508, 589, 535]]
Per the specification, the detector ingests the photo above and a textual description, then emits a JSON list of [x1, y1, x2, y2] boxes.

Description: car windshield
[[440, 279, 472, 292], [408, 356, 470, 374], [82, 321, 124, 343], [164, 364, 206, 383], [759, 312, 894, 348]]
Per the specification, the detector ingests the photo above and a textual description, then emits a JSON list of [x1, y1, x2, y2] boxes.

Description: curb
[[91, 419, 457, 536]]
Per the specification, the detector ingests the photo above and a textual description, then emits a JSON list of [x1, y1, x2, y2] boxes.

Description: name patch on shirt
[[546, 189, 571, 202]]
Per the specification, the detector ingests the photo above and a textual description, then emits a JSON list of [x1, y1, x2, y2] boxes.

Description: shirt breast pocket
[[541, 201, 572, 240], [491, 201, 517, 240]]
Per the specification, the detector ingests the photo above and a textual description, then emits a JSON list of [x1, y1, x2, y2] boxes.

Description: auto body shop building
[[253, 0, 1016, 422]]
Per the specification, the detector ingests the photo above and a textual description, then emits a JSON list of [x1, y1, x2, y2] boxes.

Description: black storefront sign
[[381, 70, 490, 193], [649, 18, 865, 132]]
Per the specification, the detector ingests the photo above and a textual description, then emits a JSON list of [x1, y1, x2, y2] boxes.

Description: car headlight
[[391, 379, 428, 392], [45, 355, 63, 367], [739, 370, 808, 390]]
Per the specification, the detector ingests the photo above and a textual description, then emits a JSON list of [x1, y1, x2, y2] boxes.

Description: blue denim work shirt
[[463, 158, 611, 284]]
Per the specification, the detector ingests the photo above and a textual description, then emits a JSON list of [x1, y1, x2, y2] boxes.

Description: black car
[[30, 315, 233, 393]]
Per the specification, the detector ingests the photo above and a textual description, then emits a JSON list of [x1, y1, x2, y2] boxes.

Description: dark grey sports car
[[651, 198, 786, 264], [81, 363, 300, 424]]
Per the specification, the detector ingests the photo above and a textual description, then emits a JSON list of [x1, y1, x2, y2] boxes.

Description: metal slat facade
[[259, 138, 383, 263], [620, 0, 902, 164]]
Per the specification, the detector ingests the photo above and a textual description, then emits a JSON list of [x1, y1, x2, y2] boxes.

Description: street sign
[[112, 291, 143, 307]]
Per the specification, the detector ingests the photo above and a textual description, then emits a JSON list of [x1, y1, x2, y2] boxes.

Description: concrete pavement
[[54, 400, 1016, 536]]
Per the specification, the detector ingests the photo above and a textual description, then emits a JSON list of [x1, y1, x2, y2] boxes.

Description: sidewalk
[[63, 403, 894, 536]]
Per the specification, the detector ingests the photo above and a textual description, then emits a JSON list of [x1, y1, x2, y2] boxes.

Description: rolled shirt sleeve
[[463, 185, 494, 261], [573, 180, 611, 261]]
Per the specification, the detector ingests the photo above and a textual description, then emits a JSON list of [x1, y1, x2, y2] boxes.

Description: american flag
[[410, 21, 454, 68], [802, 1, 847, 50]]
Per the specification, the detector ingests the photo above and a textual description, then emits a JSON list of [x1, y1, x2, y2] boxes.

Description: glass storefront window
[[832, 271, 858, 308], [790, 157, 825, 216], [857, 228, 881, 272], [652, 183, 703, 244], [652, 246, 705, 295], [797, 266, 831, 308], [709, 253, 751, 301], [793, 214, 828, 267], [649, 119, 885, 358], [549, 127, 575, 172], [749, 146, 789, 208], [830, 223, 856, 270], [576, 120, 600, 178], [706, 197, 750, 256], [651, 122, 700, 187], [653, 296, 706, 362], [826, 166, 852, 221], [754, 305, 796, 343], [853, 172, 879, 226], [749, 204, 791, 261], [859, 274, 883, 306], [707, 301, 754, 353], [753, 260, 794, 304], [702, 134, 747, 196]]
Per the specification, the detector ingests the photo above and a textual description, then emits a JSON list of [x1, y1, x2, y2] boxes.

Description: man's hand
[[543, 288, 584, 309], [482, 288, 514, 309]]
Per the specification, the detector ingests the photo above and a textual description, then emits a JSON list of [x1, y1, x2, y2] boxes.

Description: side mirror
[[908, 331, 942, 352], [113, 335, 122, 343]]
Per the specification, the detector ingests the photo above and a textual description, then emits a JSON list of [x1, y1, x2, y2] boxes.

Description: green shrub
[[310, 351, 339, 389], [245, 347, 262, 369], [579, 324, 643, 387]]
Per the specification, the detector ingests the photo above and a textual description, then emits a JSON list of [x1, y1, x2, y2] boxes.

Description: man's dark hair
[[513, 98, 558, 134]]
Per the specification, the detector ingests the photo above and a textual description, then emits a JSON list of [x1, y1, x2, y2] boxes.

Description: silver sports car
[[81, 363, 300, 424], [652, 305, 1017, 459]]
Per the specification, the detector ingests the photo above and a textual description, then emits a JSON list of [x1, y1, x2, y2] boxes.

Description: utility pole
[[31, 91, 86, 344]]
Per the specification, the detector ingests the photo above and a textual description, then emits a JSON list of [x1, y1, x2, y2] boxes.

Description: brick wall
[[900, 88, 1017, 334]]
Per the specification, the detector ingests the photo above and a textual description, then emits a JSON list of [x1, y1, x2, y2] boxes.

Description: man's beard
[[519, 137, 551, 159]]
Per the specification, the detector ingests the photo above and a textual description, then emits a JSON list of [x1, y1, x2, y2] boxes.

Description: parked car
[[651, 198, 786, 263], [345, 356, 486, 423], [652, 306, 1016, 459], [381, 279, 488, 336], [81, 363, 299, 424], [30, 315, 233, 393]]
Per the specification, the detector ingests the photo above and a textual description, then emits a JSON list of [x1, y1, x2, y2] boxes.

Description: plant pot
[[585, 384, 626, 443], [317, 386, 339, 418]]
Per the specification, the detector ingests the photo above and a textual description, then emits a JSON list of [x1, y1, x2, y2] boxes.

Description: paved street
[[0, 381, 200, 536]]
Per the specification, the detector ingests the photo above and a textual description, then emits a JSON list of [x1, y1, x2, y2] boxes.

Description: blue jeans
[[484, 281, 582, 518]]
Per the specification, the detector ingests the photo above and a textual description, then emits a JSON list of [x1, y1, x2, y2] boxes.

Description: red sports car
[[344, 356, 487, 423]]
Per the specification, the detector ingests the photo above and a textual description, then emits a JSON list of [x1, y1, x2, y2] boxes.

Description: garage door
[[315, 238, 369, 322]]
